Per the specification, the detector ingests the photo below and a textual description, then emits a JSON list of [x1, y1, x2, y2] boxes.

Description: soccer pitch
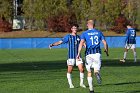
[[0, 48, 140, 93]]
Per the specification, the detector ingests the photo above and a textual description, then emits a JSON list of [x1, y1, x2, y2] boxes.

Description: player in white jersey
[[120, 24, 137, 62], [49, 24, 86, 89], [77, 20, 108, 93]]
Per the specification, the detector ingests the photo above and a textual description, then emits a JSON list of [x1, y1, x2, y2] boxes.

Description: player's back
[[81, 29, 105, 55], [82, 29, 104, 48]]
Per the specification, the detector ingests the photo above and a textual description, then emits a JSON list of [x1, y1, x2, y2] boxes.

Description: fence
[[0, 36, 140, 49]]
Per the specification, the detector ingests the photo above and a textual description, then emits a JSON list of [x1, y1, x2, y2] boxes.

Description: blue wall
[[0, 36, 140, 49]]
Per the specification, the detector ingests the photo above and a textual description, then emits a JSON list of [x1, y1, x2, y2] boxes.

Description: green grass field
[[0, 48, 140, 93]]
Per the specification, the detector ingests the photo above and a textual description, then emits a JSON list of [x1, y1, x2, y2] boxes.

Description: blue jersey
[[81, 29, 105, 56], [62, 34, 81, 59], [125, 28, 136, 44]]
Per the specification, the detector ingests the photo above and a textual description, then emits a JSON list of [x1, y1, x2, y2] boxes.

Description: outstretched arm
[[102, 40, 109, 56], [49, 41, 63, 49]]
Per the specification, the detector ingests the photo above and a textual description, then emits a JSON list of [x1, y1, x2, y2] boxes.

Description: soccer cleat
[[120, 59, 125, 62], [80, 83, 86, 88], [89, 90, 94, 93], [69, 84, 74, 88], [95, 73, 102, 84], [89, 86, 93, 92]]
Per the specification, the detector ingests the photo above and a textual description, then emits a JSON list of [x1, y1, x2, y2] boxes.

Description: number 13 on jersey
[[90, 36, 99, 45]]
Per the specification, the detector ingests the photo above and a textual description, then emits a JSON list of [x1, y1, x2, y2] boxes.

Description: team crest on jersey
[[77, 38, 80, 41], [75, 37, 80, 44]]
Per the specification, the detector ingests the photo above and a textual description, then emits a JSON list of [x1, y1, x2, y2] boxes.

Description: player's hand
[[76, 54, 81, 61], [104, 50, 109, 56]]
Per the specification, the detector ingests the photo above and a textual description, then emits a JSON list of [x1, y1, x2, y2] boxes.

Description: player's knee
[[125, 49, 128, 52], [67, 67, 73, 73], [132, 48, 136, 52], [80, 69, 84, 73], [78, 65, 84, 72], [87, 72, 92, 77], [94, 70, 99, 74], [67, 70, 72, 73]]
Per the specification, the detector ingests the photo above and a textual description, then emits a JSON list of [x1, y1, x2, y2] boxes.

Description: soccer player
[[120, 24, 137, 62], [49, 24, 86, 89], [77, 20, 108, 93]]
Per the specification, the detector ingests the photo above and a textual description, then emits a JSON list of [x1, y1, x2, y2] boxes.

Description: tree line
[[0, 0, 139, 32]]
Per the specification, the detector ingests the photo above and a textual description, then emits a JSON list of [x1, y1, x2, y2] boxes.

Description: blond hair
[[87, 20, 95, 26]]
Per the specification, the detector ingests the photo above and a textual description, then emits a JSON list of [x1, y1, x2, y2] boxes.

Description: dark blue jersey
[[81, 29, 105, 56], [62, 34, 81, 59], [125, 28, 136, 44]]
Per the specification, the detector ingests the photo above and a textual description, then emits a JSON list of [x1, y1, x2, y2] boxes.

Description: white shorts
[[67, 58, 83, 66], [85, 53, 101, 72], [125, 44, 136, 49]]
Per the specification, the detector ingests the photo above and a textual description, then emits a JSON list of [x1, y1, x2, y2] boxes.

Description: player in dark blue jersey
[[120, 24, 137, 62], [77, 20, 108, 93], [49, 24, 86, 89]]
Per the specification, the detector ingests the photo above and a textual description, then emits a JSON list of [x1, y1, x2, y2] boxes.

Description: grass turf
[[0, 48, 140, 93]]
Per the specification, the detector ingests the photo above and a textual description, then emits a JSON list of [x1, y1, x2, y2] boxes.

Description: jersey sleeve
[[100, 32, 105, 41], [80, 32, 85, 40], [61, 35, 69, 44]]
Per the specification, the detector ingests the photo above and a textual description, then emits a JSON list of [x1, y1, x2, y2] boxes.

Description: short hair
[[126, 21, 132, 26], [127, 23, 132, 26], [87, 20, 95, 26], [70, 23, 79, 28]]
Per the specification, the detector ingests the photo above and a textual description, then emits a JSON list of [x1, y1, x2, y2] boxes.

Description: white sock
[[124, 52, 127, 59], [87, 77, 93, 91], [80, 72, 84, 84], [133, 52, 137, 62], [67, 73, 73, 85]]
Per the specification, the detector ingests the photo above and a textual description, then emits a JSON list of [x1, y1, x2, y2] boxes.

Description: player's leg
[[67, 65, 74, 88], [87, 71, 94, 93], [67, 59, 74, 88], [133, 49, 137, 62], [94, 70, 101, 84], [132, 46, 137, 62], [120, 47, 128, 62], [77, 62, 86, 88], [86, 55, 94, 92], [92, 53, 102, 85]]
